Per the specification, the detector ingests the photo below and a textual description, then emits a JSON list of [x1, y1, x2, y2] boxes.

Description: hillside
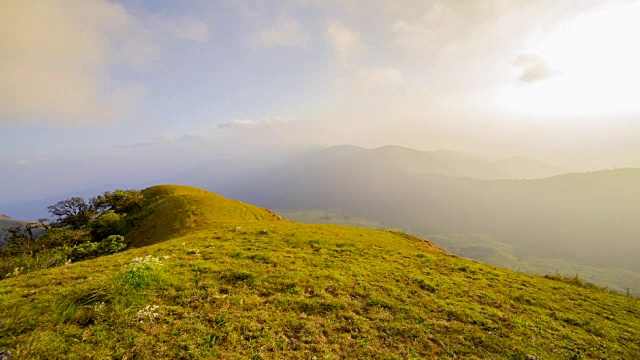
[[0, 215, 30, 246], [1, 185, 639, 359], [125, 185, 282, 247], [210, 148, 640, 292], [0, 214, 26, 230]]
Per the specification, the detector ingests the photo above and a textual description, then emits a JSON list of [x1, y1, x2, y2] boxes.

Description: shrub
[[70, 235, 126, 261], [97, 235, 127, 255], [40, 228, 91, 249], [1, 247, 70, 278], [70, 241, 99, 261], [88, 211, 125, 241]]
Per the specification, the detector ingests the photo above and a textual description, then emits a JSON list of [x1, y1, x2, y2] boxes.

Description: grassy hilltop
[[1, 185, 639, 359]]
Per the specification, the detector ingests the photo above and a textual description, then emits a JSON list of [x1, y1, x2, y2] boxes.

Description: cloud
[[326, 21, 362, 67], [0, 0, 145, 124], [511, 54, 554, 84], [153, 15, 210, 43], [335, 67, 405, 90], [253, 16, 309, 47], [0, 0, 209, 125], [218, 116, 295, 130], [15, 157, 51, 166], [123, 133, 200, 148], [218, 119, 259, 129], [389, 1, 605, 56], [15, 159, 32, 166], [391, 2, 450, 51], [356, 67, 405, 88]]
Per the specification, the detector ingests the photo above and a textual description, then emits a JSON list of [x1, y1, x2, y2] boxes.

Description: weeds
[[118, 255, 164, 290]]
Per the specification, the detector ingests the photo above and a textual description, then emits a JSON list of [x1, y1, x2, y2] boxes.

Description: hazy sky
[[2, 0, 640, 203]]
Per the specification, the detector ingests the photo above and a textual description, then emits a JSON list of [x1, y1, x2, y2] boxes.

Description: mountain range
[[176, 146, 640, 294]]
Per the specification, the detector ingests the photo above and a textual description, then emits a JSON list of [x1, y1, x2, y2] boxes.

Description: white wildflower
[[127, 255, 163, 270], [136, 305, 160, 323], [94, 302, 106, 312], [6, 267, 24, 277]]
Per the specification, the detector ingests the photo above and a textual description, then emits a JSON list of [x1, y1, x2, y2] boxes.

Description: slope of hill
[[0, 214, 30, 246], [212, 148, 640, 280], [0, 214, 26, 228], [1, 185, 639, 359], [126, 185, 282, 247]]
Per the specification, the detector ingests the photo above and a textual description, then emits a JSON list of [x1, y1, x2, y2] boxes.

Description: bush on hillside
[[88, 211, 125, 241], [0, 189, 147, 281], [70, 235, 126, 261]]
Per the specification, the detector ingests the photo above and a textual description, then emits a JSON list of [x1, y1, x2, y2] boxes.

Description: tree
[[38, 227, 90, 248], [88, 210, 125, 241], [92, 189, 143, 215], [3, 220, 47, 256], [3, 225, 37, 256], [47, 197, 96, 230]]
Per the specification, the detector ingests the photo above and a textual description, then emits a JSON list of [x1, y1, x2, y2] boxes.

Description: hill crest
[[126, 184, 283, 247], [0, 185, 638, 359]]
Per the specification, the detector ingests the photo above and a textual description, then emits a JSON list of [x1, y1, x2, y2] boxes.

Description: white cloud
[[218, 116, 295, 130], [326, 21, 362, 67], [355, 67, 405, 89], [334, 67, 405, 92], [218, 119, 259, 129], [0, 0, 209, 125], [254, 16, 309, 47], [511, 54, 554, 84], [124, 133, 200, 148], [0, 0, 150, 124], [392, 3, 450, 51]]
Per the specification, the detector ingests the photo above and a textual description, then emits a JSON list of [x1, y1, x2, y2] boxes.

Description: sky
[[2, 0, 640, 204]]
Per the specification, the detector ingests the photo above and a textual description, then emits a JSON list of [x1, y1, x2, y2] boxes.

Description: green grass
[[282, 210, 640, 296], [1, 185, 639, 359], [280, 209, 387, 229]]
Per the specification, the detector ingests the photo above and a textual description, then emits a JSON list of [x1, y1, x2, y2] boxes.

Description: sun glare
[[496, 2, 640, 118]]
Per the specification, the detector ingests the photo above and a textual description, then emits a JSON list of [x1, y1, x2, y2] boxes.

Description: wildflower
[[94, 302, 106, 312], [127, 255, 163, 270], [6, 267, 24, 277], [136, 305, 160, 323]]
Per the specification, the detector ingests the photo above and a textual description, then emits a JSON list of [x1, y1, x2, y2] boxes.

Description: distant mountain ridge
[[0, 146, 567, 221], [0, 215, 30, 247], [205, 146, 640, 278], [299, 145, 570, 180]]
